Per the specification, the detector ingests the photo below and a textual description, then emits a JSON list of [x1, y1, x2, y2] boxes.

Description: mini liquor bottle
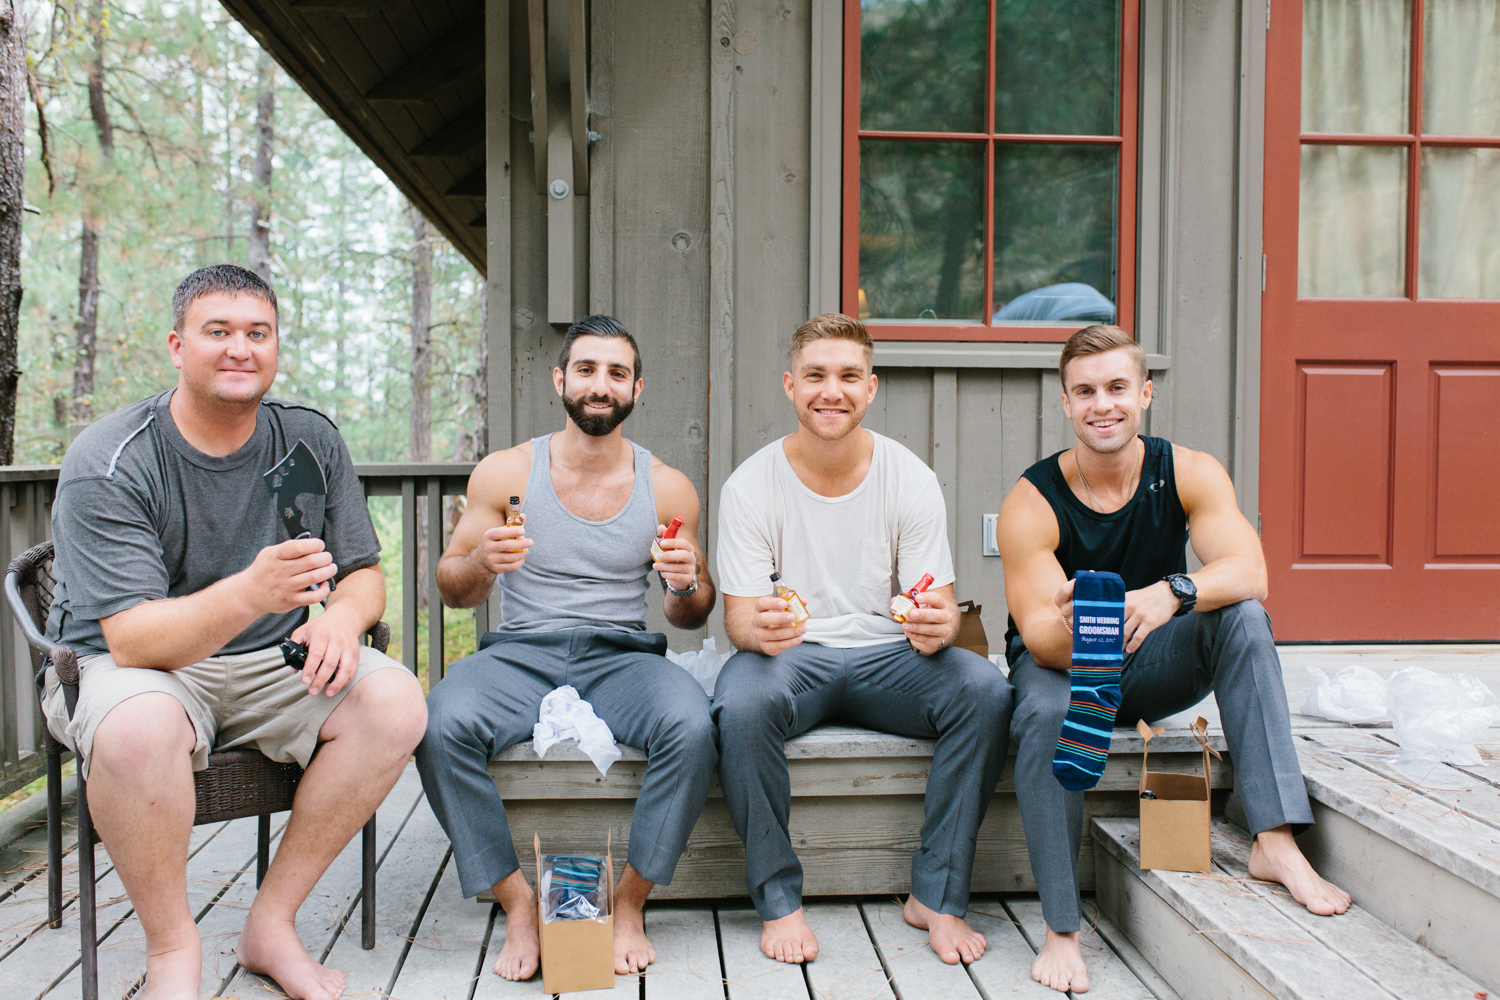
[[889, 573, 935, 623], [651, 515, 684, 563], [770, 572, 810, 626], [504, 496, 525, 551]]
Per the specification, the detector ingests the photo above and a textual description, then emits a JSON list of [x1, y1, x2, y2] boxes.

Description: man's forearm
[[103, 575, 261, 670], [724, 603, 761, 653], [1189, 556, 1268, 612], [664, 580, 716, 631], [436, 550, 495, 609], [1021, 616, 1074, 670], [320, 566, 385, 634]]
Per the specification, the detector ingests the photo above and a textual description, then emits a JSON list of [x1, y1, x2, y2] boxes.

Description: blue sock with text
[[1053, 570, 1127, 791]]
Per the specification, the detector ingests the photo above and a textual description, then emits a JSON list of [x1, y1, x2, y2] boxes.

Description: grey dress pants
[[713, 640, 1014, 921], [1009, 599, 1313, 933], [415, 627, 717, 898]]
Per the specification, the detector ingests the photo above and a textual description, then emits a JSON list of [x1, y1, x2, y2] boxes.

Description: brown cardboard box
[[1136, 717, 1222, 873], [954, 601, 989, 659], [534, 832, 615, 994]]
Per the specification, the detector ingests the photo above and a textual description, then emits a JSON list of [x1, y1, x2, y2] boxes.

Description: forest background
[[9, 0, 488, 673]]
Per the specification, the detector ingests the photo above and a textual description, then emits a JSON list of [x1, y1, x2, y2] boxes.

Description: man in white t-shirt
[[714, 314, 1014, 967]]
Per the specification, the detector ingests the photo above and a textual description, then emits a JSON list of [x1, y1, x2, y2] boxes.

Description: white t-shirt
[[716, 431, 955, 648]]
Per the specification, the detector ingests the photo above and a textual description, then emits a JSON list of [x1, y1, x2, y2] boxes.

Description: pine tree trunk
[[474, 295, 488, 459], [248, 51, 274, 280], [0, 0, 26, 464], [73, 218, 99, 424], [410, 208, 432, 609], [73, 1, 111, 431]]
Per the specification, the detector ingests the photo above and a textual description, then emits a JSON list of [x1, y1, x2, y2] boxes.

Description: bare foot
[[489, 870, 540, 981], [613, 904, 656, 974], [760, 908, 819, 964], [901, 896, 987, 965], [140, 937, 202, 1000], [1031, 927, 1089, 993], [613, 864, 656, 974], [237, 912, 345, 1000], [1248, 825, 1351, 916]]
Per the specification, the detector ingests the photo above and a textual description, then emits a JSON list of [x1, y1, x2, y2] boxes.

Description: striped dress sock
[[1053, 570, 1127, 791]]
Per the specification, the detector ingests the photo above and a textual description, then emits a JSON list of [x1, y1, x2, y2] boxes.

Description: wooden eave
[[217, 0, 489, 275]]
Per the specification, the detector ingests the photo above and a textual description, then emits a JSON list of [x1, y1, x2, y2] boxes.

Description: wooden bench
[[484, 723, 1232, 901]]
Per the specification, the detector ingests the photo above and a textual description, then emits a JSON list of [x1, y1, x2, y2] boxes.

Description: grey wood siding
[[486, 0, 1264, 640]]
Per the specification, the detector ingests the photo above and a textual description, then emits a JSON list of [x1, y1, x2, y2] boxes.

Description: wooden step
[[1293, 730, 1500, 989], [1092, 816, 1492, 1000]]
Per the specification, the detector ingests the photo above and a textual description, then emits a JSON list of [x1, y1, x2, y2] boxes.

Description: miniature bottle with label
[[770, 572, 810, 626], [651, 515, 684, 563], [504, 496, 525, 551], [889, 573, 935, 623]]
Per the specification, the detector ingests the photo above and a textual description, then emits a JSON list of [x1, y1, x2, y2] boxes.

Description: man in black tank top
[[996, 327, 1350, 994]]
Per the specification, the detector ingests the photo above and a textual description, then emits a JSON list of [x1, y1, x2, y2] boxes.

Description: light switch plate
[[982, 514, 1000, 556]]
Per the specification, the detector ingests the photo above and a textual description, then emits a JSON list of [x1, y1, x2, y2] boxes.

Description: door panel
[[1262, 0, 1500, 639], [1431, 367, 1500, 562], [1298, 365, 1393, 563]]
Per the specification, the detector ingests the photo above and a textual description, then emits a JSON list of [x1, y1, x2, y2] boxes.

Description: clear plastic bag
[[1297, 665, 1389, 724], [539, 854, 609, 923], [667, 637, 735, 695], [1386, 667, 1500, 777]]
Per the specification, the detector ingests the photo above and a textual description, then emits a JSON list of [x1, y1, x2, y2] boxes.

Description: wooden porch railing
[[0, 462, 478, 800]]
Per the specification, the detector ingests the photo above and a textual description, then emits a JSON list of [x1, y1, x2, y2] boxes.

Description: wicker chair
[[4, 541, 387, 1000]]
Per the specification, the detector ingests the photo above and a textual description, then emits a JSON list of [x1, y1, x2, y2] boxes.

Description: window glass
[[992, 145, 1118, 320], [1422, 0, 1500, 136], [994, 0, 1119, 135], [1301, 0, 1411, 134], [861, 0, 987, 133], [1299, 145, 1408, 297], [1420, 147, 1500, 298], [859, 140, 986, 320]]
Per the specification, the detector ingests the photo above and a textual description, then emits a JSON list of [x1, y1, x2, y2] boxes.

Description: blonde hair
[[1059, 325, 1148, 387], [790, 313, 874, 368]]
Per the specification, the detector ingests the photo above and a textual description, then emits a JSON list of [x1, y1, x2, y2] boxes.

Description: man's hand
[[241, 537, 338, 615], [652, 524, 699, 592], [290, 606, 364, 697], [902, 588, 959, 656], [751, 595, 807, 655], [470, 516, 533, 576], [1054, 578, 1076, 629], [1123, 580, 1181, 653]]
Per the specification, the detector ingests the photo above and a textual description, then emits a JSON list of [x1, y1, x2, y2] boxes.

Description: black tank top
[[1004, 436, 1188, 655]]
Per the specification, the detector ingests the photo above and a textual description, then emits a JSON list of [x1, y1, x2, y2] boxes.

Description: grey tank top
[[497, 433, 659, 632]]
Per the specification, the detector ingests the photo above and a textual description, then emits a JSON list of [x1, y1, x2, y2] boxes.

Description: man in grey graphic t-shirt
[[43, 265, 426, 1000]]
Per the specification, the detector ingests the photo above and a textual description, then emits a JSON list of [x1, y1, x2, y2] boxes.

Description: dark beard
[[563, 390, 634, 436]]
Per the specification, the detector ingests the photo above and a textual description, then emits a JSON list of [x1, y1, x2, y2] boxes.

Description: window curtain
[[1419, 0, 1500, 298], [1298, 0, 1500, 299]]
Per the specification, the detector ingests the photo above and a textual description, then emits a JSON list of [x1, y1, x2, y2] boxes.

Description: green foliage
[[19, 0, 484, 464]]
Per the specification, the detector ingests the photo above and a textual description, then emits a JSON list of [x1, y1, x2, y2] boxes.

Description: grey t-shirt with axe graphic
[[46, 390, 380, 659]]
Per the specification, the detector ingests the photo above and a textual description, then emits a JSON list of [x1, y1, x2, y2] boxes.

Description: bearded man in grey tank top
[[997, 325, 1350, 994], [416, 315, 718, 983]]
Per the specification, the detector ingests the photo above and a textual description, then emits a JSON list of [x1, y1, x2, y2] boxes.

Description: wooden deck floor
[[0, 764, 1169, 1000]]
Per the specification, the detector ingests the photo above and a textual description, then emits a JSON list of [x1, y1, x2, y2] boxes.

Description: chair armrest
[[365, 621, 391, 655], [4, 570, 80, 685]]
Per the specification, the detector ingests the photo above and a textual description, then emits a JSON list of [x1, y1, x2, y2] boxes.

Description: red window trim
[[840, 0, 1141, 343]]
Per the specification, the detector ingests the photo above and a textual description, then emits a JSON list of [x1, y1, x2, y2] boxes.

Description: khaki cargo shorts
[[43, 643, 403, 778]]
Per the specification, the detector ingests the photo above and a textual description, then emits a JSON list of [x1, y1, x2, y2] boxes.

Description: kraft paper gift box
[[1135, 716, 1222, 873], [534, 832, 615, 994]]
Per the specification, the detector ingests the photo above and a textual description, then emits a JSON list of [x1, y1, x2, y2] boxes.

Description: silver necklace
[[1075, 439, 1142, 512]]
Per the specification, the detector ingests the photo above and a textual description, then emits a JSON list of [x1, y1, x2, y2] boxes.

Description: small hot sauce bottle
[[889, 573, 935, 623], [770, 572, 810, 626], [651, 515, 684, 563]]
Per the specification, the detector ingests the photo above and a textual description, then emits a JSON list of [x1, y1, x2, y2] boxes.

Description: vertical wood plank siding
[[476, 0, 1259, 641]]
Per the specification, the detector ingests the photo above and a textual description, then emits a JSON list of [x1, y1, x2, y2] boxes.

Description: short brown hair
[[172, 264, 279, 332], [790, 313, 874, 368], [1059, 324, 1148, 387]]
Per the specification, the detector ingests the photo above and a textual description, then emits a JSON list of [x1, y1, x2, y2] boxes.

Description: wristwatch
[[1163, 573, 1197, 616], [666, 578, 699, 599]]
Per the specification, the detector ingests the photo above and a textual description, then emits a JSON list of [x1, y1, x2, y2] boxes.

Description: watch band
[[1164, 573, 1197, 616], [666, 578, 699, 598]]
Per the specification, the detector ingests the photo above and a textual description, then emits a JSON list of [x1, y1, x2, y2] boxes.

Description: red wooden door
[[1262, 0, 1500, 640]]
